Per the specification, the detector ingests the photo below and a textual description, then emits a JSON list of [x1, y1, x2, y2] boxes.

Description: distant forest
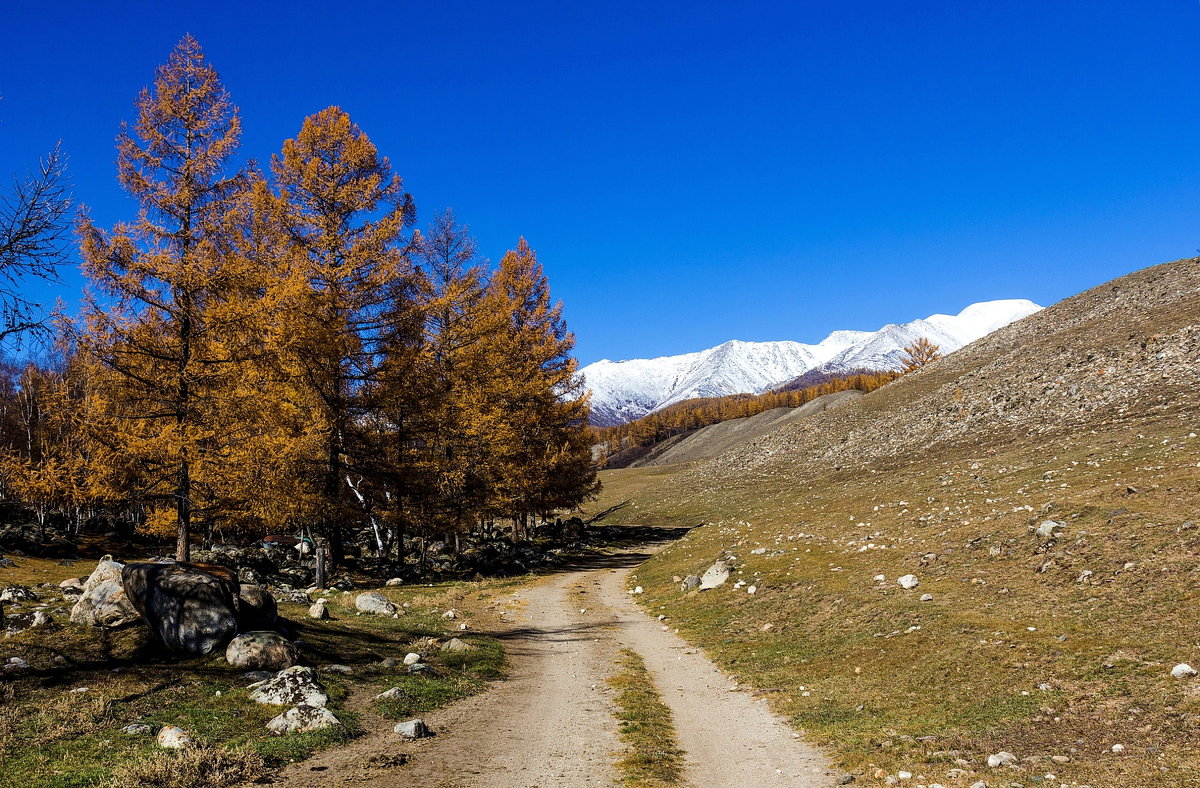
[[593, 369, 903, 466]]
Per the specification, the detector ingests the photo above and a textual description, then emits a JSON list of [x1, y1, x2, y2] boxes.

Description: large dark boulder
[[235, 584, 278, 631], [122, 562, 240, 656]]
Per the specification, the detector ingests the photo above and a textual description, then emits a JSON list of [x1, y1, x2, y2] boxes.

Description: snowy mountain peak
[[581, 299, 1042, 426]]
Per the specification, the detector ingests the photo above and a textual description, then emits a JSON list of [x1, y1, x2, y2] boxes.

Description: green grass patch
[[608, 648, 685, 787]]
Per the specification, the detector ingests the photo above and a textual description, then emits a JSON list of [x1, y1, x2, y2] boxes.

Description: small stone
[[323, 664, 353, 674], [308, 600, 330, 619], [385, 578, 403, 587], [987, 751, 1017, 768], [920, 593, 934, 602], [155, 725, 193, 749], [394, 718, 429, 739], [699, 561, 731, 590], [122, 723, 154, 735], [1111, 743, 1125, 754], [403, 652, 422, 666], [897, 771, 912, 779], [1170, 663, 1197, 678], [441, 637, 474, 653], [747, 585, 757, 595], [249, 666, 328, 708], [680, 574, 701, 592], [632, 586, 644, 594], [1051, 755, 1070, 764], [379, 657, 399, 668], [226, 631, 299, 671], [874, 574, 886, 583], [898, 574, 919, 590], [441, 609, 458, 620], [760, 622, 774, 632]]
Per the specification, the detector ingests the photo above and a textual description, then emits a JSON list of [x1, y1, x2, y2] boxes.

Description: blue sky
[[3, 1, 1199, 365]]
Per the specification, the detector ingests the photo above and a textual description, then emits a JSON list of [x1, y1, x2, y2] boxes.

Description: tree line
[[0, 36, 598, 563]]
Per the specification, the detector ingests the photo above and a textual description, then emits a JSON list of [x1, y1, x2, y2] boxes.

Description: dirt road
[[266, 547, 839, 787]]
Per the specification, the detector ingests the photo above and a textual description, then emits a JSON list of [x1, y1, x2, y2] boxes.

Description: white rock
[[987, 751, 1017, 768], [385, 578, 404, 587], [355, 591, 397, 616], [747, 585, 757, 595], [308, 600, 329, 619], [394, 718, 430, 738], [1171, 663, 1197, 678], [441, 609, 458, 619], [1111, 743, 1125, 754], [441, 637, 474, 652], [897, 771, 912, 780], [248, 666, 328, 708], [919, 593, 934, 602], [633, 586, 644, 594], [873, 574, 886, 582], [266, 704, 341, 734], [897, 574, 919, 590], [699, 560, 731, 590], [403, 652, 422, 666], [155, 725, 193, 749], [1036, 520, 1061, 539], [376, 687, 404, 700]]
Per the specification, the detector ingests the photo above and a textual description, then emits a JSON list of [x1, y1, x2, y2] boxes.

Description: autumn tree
[[484, 239, 597, 529], [267, 106, 417, 562], [76, 35, 250, 560], [900, 336, 942, 372]]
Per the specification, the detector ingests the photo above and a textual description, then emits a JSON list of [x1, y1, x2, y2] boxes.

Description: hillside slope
[[588, 258, 1200, 787], [626, 390, 866, 468]]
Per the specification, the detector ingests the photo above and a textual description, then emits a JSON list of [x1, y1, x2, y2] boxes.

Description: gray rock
[[235, 584, 278, 631], [242, 670, 274, 684], [375, 686, 404, 700], [393, 718, 430, 738], [323, 664, 353, 674], [986, 750, 1017, 768], [441, 637, 474, 653], [122, 562, 240, 655], [226, 631, 299, 671], [4, 609, 54, 634], [897, 574, 919, 590], [355, 591, 397, 616], [308, 600, 329, 619], [71, 556, 141, 626], [1036, 520, 1062, 539], [0, 585, 38, 603], [699, 561, 731, 590], [249, 666, 328, 707], [403, 652, 422, 666], [266, 704, 341, 734], [122, 723, 155, 735], [681, 574, 701, 592], [379, 657, 399, 668]]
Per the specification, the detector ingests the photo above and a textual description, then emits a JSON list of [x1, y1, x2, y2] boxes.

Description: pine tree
[[267, 106, 417, 562], [486, 239, 597, 530], [76, 35, 249, 560], [900, 336, 942, 372]]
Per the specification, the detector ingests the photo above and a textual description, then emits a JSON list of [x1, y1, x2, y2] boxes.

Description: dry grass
[[608, 648, 686, 786], [589, 412, 1200, 787]]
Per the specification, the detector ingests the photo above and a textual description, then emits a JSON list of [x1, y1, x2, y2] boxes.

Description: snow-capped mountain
[[581, 299, 1042, 426]]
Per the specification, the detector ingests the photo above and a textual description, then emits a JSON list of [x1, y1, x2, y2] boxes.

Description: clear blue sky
[[3, 1, 1199, 365]]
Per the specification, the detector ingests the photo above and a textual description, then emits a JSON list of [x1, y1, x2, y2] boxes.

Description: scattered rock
[[4, 609, 54, 634], [1171, 663, 1197, 678], [403, 652, 422, 666], [394, 718, 430, 739], [122, 723, 154, 735], [266, 704, 341, 734], [897, 574, 919, 590], [441, 609, 458, 619], [986, 751, 1017, 768], [355, 591, 397, 616], [226, 631, 299, 671], [155, 725, 194, 749], [242, 670, 274, 684], [0, 585, 38, 603], [441, 637, 474, 653], [385, 578, 404, 587], [680, 574, 701, 592], [699, 560, 731, 590], [308, 600, 330, 619], [376, 687, 405, 700], [70, 557, 140, 628], [249, 666, 328, 707], [323, 664, 353, 674], [123, 562, 240, 655], [1111, 743, 1126, 754], [1035, 520, 1062, 539], [919, 593, 934, 602]]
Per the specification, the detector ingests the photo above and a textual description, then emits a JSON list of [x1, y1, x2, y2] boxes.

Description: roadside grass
[[608, 648, 685, 786], [0, 564, 512, 788], [588, 415, 1200, 787]]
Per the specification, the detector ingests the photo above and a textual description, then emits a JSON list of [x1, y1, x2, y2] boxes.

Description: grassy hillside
[[586, 258, 1200, 787]]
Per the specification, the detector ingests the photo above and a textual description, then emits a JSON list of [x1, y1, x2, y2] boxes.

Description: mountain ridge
[[581, 298, 1042, 426]]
